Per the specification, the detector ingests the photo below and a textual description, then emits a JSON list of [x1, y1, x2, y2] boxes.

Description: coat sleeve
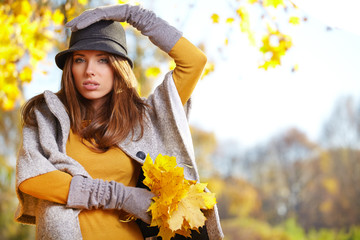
[[15, 103, 89, 224]]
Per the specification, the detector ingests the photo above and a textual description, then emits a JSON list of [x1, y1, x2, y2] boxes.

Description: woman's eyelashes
[[99, 58, 109, 64], [73, 57, 85, 63], [73, 57, 109, 64]]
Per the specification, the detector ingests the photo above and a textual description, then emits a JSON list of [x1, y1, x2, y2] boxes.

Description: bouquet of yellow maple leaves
[[142, 154, 216, 240]]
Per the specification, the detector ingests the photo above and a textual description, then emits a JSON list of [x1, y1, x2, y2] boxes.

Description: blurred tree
[[190, 126, 217, 177], [212, 140, 244, 177], [205, 175, 261, 221], [295, 95, 360, 230], [226, 96, 360, 233], [0, 110, 34, 239], [1, 0, 61, 111], [0, 0, 93, 111], [241, 128, 317, 224], [320, 96, 360, 149], [298, 147, 360, 230]]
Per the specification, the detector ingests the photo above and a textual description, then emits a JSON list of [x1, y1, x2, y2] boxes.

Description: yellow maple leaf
[[168, 183, 214, 231], [142, 154, 216, 240], [158, 226, 177, 240]]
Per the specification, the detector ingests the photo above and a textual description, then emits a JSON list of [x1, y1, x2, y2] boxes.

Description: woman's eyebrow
[[73, 53, 108, 57]]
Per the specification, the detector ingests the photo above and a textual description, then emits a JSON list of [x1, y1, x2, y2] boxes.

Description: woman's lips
[[83, 80, 99, 90]]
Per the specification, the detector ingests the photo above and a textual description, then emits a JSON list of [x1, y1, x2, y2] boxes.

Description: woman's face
[[72, 50, 114, 110]]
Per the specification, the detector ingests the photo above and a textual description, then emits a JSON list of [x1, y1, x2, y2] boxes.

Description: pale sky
[[25, 0, 360, 148]]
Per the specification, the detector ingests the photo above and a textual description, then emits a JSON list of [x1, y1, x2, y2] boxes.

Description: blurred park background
[[1, 0, 360, 239]]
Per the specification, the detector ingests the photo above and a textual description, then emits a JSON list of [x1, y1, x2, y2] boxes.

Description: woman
[[15, 4, 223, 240]]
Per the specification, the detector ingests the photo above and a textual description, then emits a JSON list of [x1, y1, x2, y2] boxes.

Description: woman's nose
[[85, 61, 96, 76]]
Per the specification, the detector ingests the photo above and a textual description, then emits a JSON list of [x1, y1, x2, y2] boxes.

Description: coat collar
[[43, 91, 71, 152]]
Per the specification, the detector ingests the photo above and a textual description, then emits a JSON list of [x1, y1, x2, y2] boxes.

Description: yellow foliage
[[211, 0, 301, 70], [145, 67, 161, 78], [236, 7, 256, 45], [320, 199, 333, 213], [259, 26, 292, 69], [168, 60, 176, 71], [226, 17, 235, 24], [292, 64, 299, 72], [19, 66, 33, 83], [201, 62, 215, 80], [320, 151, 332, 173], [0, 0, 65, 111], [168, 183, 215, 230], [11, 0, 32, 17], [120, 21, 130, 29], [78, 0, 89, 5], [211, 13, 220, 23], [289, 16, 300, 25], [236, 7, 249, 32], [206, 178, 226, 195], [263, 0, 285, 8], [52, 9, 65, 25], [64, 0, 88, 22], [118, 0, 130, 4], [322, 177, 339, 195], [227, 178, 261, 217], [143, 154, 216, 240]]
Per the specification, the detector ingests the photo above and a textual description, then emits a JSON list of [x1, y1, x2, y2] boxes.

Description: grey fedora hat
[[55, 20, 133, 69]]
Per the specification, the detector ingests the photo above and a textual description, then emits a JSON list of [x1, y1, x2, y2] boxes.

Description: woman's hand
[[66, 5, 128, 32], [66, 175, 155, 224]]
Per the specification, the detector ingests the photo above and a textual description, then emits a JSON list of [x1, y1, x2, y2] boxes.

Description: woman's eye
[[99, 58, 109, 63], [74, 58, 85, 63]]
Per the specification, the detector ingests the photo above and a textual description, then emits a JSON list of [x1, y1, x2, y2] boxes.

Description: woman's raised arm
[[66, 4, 207, 104]]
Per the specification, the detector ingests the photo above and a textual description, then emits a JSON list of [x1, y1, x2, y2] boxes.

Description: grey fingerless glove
[[66, 175, 155, 224], [66, 4, 182, 53]]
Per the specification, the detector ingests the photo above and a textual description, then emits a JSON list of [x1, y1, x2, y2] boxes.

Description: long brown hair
[[22, 54, 149, 152]]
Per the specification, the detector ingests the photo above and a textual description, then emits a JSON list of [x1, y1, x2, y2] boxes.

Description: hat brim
[[55, 39, 133, 70]]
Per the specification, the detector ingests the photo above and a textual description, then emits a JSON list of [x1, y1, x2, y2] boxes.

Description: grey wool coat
[[15, 72, 224, 240]]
